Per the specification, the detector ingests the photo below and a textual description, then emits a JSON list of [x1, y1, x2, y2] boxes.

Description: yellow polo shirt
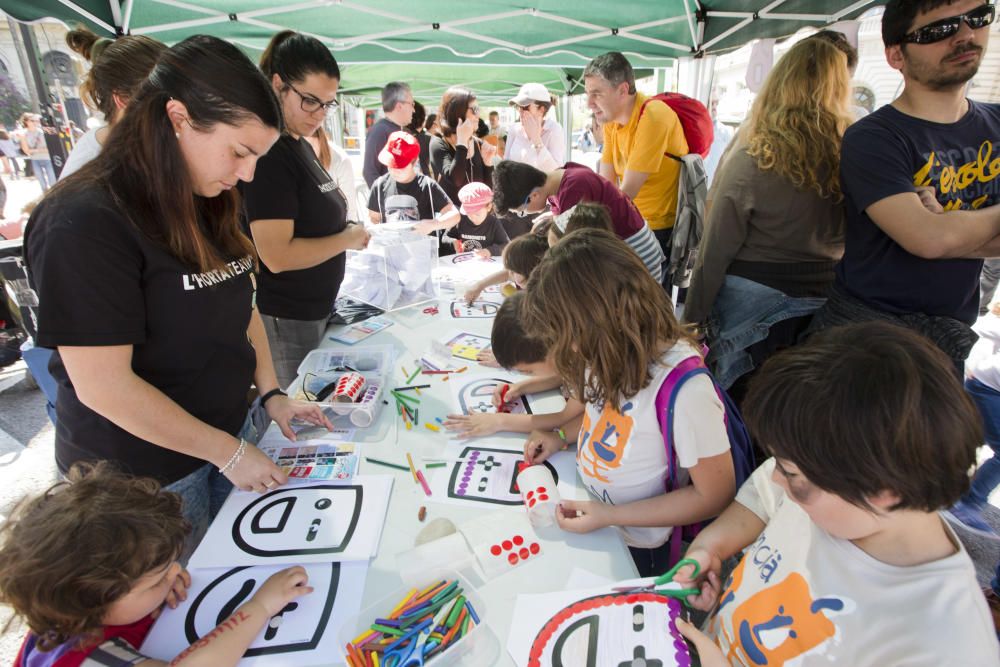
[[601, 92, 688, 230]]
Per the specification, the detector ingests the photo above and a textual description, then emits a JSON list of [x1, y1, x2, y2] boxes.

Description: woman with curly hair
[[684, 37, 854, 399]]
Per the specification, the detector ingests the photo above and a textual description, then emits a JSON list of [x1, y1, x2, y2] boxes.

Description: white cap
[[509, 82, 551, 107]]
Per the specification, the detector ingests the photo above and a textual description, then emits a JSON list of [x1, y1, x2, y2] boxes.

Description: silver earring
[[175, 132, 180, 139]]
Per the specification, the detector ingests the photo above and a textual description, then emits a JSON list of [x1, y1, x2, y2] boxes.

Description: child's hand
[[523, 429, 563, 464], [443, 412, 504, 438], [253, 566, 314, 616], [477, 349, 500, 368], [464, 285, 483, 304], [674, 548, 724, 612], [492, 382, 524, 408], [165, 568, 191, 610], [675, 618, 728, 667], [474, 249, 491, 259], [556, 499, 611, 533]]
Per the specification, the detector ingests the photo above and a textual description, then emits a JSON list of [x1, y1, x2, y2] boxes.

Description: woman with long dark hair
[[243, 31, 370, 389], [429, 86, 496, 206], [24, 35, 331, 545]]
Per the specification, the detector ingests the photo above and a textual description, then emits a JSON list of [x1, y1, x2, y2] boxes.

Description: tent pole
[[563, 93, 573, 162]]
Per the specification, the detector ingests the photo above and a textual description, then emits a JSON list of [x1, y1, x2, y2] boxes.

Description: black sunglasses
[[903, 3, 995, 44]]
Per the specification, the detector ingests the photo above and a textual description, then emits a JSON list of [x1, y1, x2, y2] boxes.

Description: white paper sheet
[[141, 561, 367, 667], [449, 373, 533, 416], [506, 583, 691, 667], [427, 448, 580, 508], [188, 476, 393, 568], [459, 510, 544, 579]]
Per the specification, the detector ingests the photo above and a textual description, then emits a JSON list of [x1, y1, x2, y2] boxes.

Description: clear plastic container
[[337, 571, 499, 666], [340, 228, 437, 312], [287, 344, 395, 429]]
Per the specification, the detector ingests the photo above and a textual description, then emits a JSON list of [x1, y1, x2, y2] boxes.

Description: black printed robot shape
[[527, 593, 691, 667], [231, 485, 362, 558], [450, 300, 500, 318], [448, 446, 558, 505], [184, 564, 339, 657], [457, 377, 532, 416]]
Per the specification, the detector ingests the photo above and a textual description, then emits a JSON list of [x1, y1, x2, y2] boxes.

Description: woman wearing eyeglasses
[[429, 86, 497, 210], [244, 31, 370, 389], [503, 83, 566, 172]]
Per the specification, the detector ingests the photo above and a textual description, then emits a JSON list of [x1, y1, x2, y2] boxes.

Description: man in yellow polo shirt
[[584, 51, 687, 285]]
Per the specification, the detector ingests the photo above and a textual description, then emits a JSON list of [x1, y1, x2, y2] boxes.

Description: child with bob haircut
[[545, 201, 614, 246], [673, 322, 999, 666], [462, 224, 550, 304], [443, 291, 583, 438], [0, 463, 312, 667], [521, 228, 738, 576]]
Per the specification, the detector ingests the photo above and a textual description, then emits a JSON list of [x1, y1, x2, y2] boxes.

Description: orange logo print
[[578, 401, 634, 483], [722, 572, 845, 666]]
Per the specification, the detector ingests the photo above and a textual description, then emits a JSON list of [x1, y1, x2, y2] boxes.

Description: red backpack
[[638, 92, 714, 159]]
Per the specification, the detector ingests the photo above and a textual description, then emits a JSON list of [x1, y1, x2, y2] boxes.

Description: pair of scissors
[[611, 557, 702, 606], [383, 634, 435, 667]]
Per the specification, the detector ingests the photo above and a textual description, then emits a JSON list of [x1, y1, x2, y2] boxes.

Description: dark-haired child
[[546, 201, 614, 246], [1, 464, 312, 667], [462, 224, 550, 304], [446, 182, 510, 257], [673, 322, 999, 666], [443, 291, 582, 438]]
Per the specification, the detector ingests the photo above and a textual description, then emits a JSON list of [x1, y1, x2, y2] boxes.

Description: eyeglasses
[[286, 80, 339, 113], [903, 3, 995, 44], [469, 104, 480, 116], [513, 188, 539, 217]]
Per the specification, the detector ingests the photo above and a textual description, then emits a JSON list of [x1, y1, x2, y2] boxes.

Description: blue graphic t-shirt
[[835, 100, 1000, 324]]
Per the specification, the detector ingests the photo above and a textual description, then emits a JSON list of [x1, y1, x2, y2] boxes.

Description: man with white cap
[[503, 83, 566, 172]]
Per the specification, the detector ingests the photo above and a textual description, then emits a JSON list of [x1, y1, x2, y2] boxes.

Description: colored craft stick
[[414, 386, 421, 396], [364, 457, 410, 472], [425, 423, 440, 432], [405, 453, 418, 483], [391, 390, 419, 405], [395, 384, 431, 391], [401, 366, 408, 379], [370, 623, 404, 636], [465, 599, 480, 625], [416, 470, 432, 496], [372, 652, 380, 667], [445, 595, 467, 628], [435, 417, 443, 424], [442, 374, 450, 382], [425, 462, 446, 469], [421, 370, 451, 375], [414, 408, 419, 424], [455, 366, 468, 373], [405, 421, 412, 430], [352, 628, 377, 646], [430, 580, 459, 603], [406, 367, 421, 384]]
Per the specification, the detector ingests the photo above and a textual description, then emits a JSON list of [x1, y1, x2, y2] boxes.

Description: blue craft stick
[[435, 417, 443, 424], [465, 600, 480, 625], [374, 618, 403, 628], [385, 618, 433, 651], [430, 581, 459, 603]]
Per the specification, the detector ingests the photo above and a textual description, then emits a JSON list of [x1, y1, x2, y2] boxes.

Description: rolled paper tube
[[350, 404, 373, 427], [331, 372, 366, 414], [517, 464, 561, 528]]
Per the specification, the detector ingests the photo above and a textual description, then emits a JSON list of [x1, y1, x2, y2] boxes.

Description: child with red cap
[[367, 130, 460, 255], [447, 182, 510, 258]]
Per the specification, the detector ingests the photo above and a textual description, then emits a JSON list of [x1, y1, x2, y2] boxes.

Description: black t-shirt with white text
[[24, 187, 256, 484], [836, 100, 1000, 324], [243, 135, 350, 321], [446, 212, 510, 256]]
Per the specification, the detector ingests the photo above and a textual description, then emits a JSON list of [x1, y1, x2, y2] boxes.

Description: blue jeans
[[30, 158, 55, 191], [163, 413, 259, 562], [964, 377, 1000, 508], [21, 343, 57, 424], [706, 276, 826, 389]]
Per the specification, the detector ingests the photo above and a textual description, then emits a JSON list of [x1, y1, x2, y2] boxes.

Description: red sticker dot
[[539, 494, 549, 501], [528, 498, 537, 508], [526, 491, 534, 500], [502, 540, 513, 551], [536, 486, 546, 494], [519, 547, 530, 559], [530, 542, 540, 554], [490, 544, 502, 556], [508, 552, 519, 565], [513, 535, 524, 546]]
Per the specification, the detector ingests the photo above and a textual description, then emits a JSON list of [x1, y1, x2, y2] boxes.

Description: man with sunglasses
[[811, 0, 1000, 371], [363, 81, 416, 187]]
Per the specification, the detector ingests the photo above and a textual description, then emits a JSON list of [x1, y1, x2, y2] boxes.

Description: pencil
[[406, 452, 418, 483], [364, 457, 410, 472]]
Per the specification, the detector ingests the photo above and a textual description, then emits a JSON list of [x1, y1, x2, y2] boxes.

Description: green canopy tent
[[4, 0, 883, 103]]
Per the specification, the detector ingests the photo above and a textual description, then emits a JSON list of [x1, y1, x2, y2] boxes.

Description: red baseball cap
[[378, 131, 420, 169]]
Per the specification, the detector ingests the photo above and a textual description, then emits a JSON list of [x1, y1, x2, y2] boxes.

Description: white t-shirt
[[968, 313, 1000, 392], [707, 458, 1000, 666], [503, 118, 566, 171], [577, 340, 730, 548], [59, 128, 104, 180]]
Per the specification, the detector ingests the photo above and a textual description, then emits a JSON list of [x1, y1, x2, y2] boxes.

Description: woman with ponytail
[[62, 26, 165, 178], [24, 36, 331, 548], [243, 30, 370, 388]]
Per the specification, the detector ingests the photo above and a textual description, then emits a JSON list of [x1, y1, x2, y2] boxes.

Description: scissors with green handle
[[611, 557, 702, 606]]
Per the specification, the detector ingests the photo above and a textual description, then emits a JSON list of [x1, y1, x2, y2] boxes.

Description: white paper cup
[[517, 465, 561, 528]]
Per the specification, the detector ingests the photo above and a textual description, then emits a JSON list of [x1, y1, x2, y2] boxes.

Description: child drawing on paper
[[671, 324, 998, 666], [521, 230, 738, 577], [443, 292, 583, 438], [0, 464, 313, 667]]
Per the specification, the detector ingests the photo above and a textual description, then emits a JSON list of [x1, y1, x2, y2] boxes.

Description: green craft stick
[[445, 595, 467, 628], [425, 462, 447, 469], [371, 623, 405, 636], [406, 367, 421, 384], [392, 390, 419, 405], [364, 457, 410, 472]]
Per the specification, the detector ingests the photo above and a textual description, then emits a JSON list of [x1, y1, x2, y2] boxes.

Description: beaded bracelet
[[219, 438, 246, 475]]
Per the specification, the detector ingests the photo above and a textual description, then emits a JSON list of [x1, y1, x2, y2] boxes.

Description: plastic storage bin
[[287, 344, 395, 428], [337, 571, 499, 666], [339, 227, 437, 312]]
